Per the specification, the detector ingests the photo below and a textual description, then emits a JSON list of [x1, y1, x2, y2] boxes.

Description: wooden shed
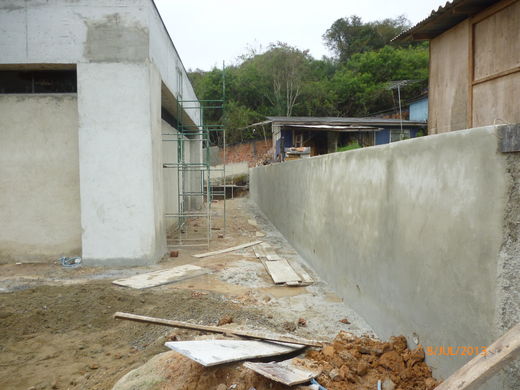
[[395, 0, 520, 134]]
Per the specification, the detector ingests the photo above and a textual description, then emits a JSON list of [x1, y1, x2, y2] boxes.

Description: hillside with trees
[[188, 15, 428, 145]]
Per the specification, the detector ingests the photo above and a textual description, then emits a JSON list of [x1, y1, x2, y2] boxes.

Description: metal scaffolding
[[162, 88, 226, 248]]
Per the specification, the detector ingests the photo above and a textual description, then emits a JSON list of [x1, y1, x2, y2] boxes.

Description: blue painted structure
[[409, 97, 429, 122], [375, 128, 420, 145]]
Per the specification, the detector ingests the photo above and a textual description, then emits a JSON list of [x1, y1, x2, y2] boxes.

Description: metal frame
[[163, 73, 226, 249]]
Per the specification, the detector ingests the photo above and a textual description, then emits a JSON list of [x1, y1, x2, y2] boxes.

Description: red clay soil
[[113, 331, 440, 390], [306, 331, 439, 390]]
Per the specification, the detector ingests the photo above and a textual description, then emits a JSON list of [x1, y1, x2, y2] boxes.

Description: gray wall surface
[[250, 125, 520, 389], [0, 95, 81, 262], [0, 0, 203, 265]]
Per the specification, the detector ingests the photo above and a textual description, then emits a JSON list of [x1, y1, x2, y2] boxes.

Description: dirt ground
[[0, 198, 379, 390]]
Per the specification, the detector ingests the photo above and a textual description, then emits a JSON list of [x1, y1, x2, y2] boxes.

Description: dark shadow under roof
[[265, 116, 427, 128], [394, 0, 500, 41]]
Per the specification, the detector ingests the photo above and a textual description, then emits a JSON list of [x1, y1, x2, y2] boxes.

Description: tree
[[323, 15, 411, 62], [330, 43, 429, 116], [236, 43, 312, 117]]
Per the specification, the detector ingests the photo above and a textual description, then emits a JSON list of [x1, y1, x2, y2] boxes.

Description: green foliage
[[188, 15, 429, 144], [331, 43, 429, 116], [338, 142, 361, 152], [323, 15, 411, 63]]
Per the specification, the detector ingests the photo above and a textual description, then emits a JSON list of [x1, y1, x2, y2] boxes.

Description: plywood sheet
[[474, 1, 520, 80], [244, 359, 320, 386], [429, 20, 469, 133], [261, 258, 301, 284], [472, 71, 520, 127], [112, 264, 209, 289], [164, 340, 303, 366]]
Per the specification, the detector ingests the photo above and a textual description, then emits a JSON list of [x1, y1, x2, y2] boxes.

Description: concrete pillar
[[77, 62, 165, 265], [327, 131, 338, 153]]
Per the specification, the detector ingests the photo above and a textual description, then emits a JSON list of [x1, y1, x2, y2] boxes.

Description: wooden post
[[114, 312, 324, 347], [434, 323, 520, 390]]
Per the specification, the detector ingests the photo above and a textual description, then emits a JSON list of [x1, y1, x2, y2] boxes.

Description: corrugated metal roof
[[393, 0, 500, 41], [265, 116, 427, 128]]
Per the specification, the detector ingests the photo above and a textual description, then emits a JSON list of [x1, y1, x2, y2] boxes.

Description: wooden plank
[[112, 265, 209, 289], [260, 243, 282, 261], [165, 340, 303, 367], [244, 359, 320, 386], [261, 258, 301, 284], [193, 241, 262, 258], [499, 124, 520, 153], [434, 323, 520, 390], [289, 261, 314, 284], [114, 312, 324, 347], [253, 245, 268, 259]]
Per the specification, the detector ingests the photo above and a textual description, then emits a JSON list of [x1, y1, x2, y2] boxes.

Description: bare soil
[[0, 198, 436, 390]]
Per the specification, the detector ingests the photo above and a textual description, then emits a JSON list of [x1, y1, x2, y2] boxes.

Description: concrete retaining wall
[[250, 125, 520, 389], [0, 95, 81, 262]]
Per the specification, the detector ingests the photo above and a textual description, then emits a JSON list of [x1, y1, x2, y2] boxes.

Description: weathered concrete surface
[[250, 125, 520, 389], [0, 95, 81, 262], [0, 0, 203, 265], [77, 62, 161, 266]]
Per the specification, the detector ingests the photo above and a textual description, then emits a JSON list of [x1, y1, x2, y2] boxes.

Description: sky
[[154, 0, 447, 71]]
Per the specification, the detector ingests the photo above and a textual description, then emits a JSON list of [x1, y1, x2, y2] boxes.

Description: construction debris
[[306, 331, 438, 390], [193, 240, 263, 258], [254, 242, 313, 286], [114, 312, 324, 347], [112, 264, 209, 289], [243, 358, 321, 386], [164, 339, 303, 366]]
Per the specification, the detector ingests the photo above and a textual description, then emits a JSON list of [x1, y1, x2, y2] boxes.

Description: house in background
[[249, 116, 426, 161], [395, 0, 520, 133], [409, 95, 429, 122], [0, 0, 203, 266]]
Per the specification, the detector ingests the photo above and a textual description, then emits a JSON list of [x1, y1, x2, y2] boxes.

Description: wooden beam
[[434, 323, 520, 390], [192, 241, 263, 258], [114, 312, 324, 347]]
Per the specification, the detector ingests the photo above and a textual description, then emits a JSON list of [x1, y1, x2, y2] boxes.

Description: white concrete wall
[[77, 62, 161, 265], [0, 0, 199, 126], [0, 95, 81, 262], [0, 0, 203, 265], [250, 125, 520, 389], [162, 120, 180, 232]]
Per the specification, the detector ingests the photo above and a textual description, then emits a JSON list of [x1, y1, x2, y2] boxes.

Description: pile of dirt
[[112, 351, 290, 390], [112, 331, 440, 390], [0, 281, 283, 390], [306, 331, 439, 390]]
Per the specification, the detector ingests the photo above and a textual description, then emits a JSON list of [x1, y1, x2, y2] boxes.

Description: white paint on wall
[[77, 62, 159, 265], [0, 0, 203, 265], [0, 94, 81, 262]]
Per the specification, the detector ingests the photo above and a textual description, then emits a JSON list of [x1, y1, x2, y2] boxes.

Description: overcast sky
[[154, 0, 446, 71]]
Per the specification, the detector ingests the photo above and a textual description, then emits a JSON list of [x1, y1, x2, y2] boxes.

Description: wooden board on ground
[[114, 312, 324, 347], [243, 359, 320, 386], [164, 340, 303, 367], [112, 265, 209, 289], [193, 241, 262, 258], [253, 244, 268, 259], [261, 258, 301, 284], [433, 322, 520, 390], [288, 261, 314, 284], [260, 242, 282, 261]]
